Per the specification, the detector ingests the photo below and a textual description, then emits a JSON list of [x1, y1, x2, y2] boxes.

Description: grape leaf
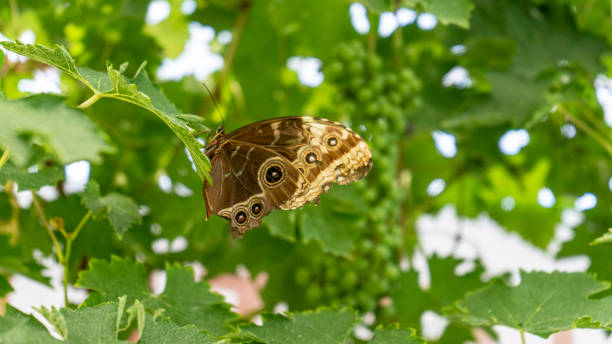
[[446, 271, 612, 338], [81, 180, 141, 239], [389, 255, 485, 330], [0, 94, 115, 167], [0, 49, 4, 99], [0, 274, 12, 297], [263, 211, 297, 242], [591, 228, 612, 246], [558, 227, 612, 283], [0, 41, 211, 183], [0, 162, 63, 191], [299, 185, 365, 258], [144, 0, 189, 59], [0, 305, 60, 344], [238, 308, 358, 344], [0, 235, 49, 286], [77, 256, 237, 336], [370, 325, 426, 343], [39, 302, 127, 343], [404, 0, 474, 28], [357, 0, 391, 13], [140, 315, 215, 344]]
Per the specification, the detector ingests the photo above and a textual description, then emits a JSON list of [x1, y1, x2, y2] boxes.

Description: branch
[[557, 106, 612, 157], [200, 0, 251, 115], [31, 192, 64, 262], [0, 149, 9, 170]]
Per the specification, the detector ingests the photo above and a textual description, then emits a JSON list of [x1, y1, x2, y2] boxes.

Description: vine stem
[[0, 149, 9, 170], [31, 192, 64, 263], [520, 329, 526, 344], [78, 92, 102, 109], [62, 211, 92, 307], [557, 106, 612, 157], [202, 0, 251, 115]]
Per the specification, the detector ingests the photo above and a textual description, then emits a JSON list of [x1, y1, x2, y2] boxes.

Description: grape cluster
[[294, 41, 421, 313]]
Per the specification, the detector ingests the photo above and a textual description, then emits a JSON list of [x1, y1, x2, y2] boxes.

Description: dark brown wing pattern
[[203, 116, 372, 237]]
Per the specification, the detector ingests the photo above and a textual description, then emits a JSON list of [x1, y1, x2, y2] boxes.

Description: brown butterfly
[[203, 116, 372, 238]]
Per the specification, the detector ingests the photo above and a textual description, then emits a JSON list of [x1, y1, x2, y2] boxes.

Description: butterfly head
[[205, 126, 227, 157]]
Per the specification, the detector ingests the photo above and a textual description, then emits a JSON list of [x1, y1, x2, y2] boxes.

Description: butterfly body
[[203, 116, 372, 237]]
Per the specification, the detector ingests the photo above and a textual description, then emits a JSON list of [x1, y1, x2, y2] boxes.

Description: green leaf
[[81, 180, 141, 239], [298, 185, 366, 257], [558, 227, 612, 283], [591, 228, 612, 246], [477, 160, 559, 247], [140, 315, 215, 344], [239, 308, 358, 344], [0, 94, 115, 167], [404, 0, 474, 28], [389, 255, 485, 330], [264, 211, 297, 242], [39, 299, 130, 343], [447, 271, 612, 338], [0, 49, 4, 99], [0, 41, 211, 183], [0, 235, 49, 286], [0, 306, 60, 344], [356, 0, 391, 13], [370, 325, 426, 343], [144, 0, 189, 58], [77, 256, 237, 336], [0, 275, 12, 297], [0, 162, 63, 191]]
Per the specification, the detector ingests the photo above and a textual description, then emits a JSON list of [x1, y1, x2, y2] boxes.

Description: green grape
[[348, 60, 364, 75], [367, 55, 382, 72], [349, 76, 365, 91], [357, 88, 374, 103], [355, 257, 370, 271], [357, 291, 376, 310], [325, 284, 339, 298], [359, 238, 374, 253], [325, 61, 343, 79], [325, 266, 340, 281], [340, 271, 358, 290], [306, 285, 322, 302], [373, 245, 392, 261], [383, 263, 401, 281], [295, 267, 311, 286]]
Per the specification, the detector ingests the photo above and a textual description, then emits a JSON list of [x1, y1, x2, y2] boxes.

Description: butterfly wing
[[204, 140, 301, 236], [204, 116, 372, 236], [227, 116, 372, 209]]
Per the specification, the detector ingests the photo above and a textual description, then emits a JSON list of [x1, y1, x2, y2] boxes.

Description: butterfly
[[203, 116, 372, 238]]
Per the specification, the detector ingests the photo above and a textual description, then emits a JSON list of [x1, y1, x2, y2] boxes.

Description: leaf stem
[[78, 92, 102, 109], [210, 0, 251, 105], [520, 329, 526, 344], [31, 192, 64, 262], [0, 149, 9, 170], [558, 106, 612, 157], [61, 211, 91, 308]]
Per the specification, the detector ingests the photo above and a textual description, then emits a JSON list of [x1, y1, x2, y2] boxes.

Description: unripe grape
[[348, 60, 364, 75], [341, 271, 358, 289], [295, 267, 311, 286], [306, 285, 322, 302], [325, 61, 343, 79], [359, 238, 374, 252], [366, 55, 382, 72], [325, 266, 340, 281], [374, 245, 392, 261], [325, 284, 338, 298], [357, 88, 373, 103], [383, 263, 401, 280]]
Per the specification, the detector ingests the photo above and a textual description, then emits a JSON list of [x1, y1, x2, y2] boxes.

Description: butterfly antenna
[[201, 82, 225, 128]]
